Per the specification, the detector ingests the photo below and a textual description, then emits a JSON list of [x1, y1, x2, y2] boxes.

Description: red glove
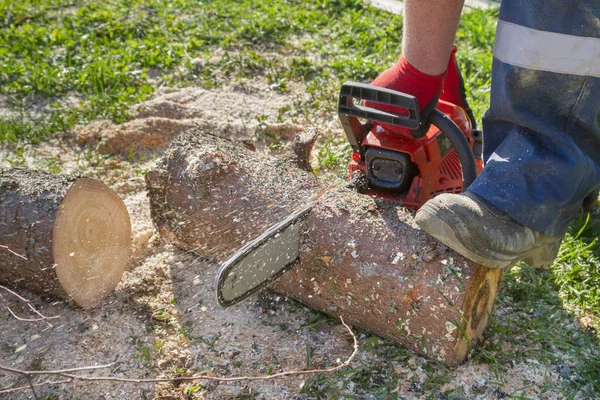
[[441, 46, 477, 129], [366, 46, 476, 133], [440, 46, 462, 107], [366, 55, 446, 135], [369, 55, 446, 113]]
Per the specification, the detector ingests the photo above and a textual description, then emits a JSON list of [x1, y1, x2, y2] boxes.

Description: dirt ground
[[0, 79, 595, 399]]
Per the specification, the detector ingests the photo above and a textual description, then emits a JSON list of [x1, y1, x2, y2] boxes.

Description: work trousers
[[467, 0, 600, 237]]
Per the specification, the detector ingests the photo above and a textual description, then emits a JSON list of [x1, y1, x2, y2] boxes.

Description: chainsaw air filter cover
[[365, 148, 417, 192]]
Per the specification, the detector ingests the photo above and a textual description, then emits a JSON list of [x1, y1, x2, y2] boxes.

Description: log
[[145, 129, 320, 260], [0, 168, 131, 308], [272, 186, 502, 366], [145, 130, 502, 366]]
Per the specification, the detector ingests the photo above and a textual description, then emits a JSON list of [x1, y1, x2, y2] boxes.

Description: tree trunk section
[[145, 129, 320, 260], [145, 130, 501, 366], [272, 186, 502, 366], [0, 168, 131, 308]]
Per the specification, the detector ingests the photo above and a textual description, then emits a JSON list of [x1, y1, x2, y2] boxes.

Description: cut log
[[145, 129, 319, 260], [0, 168, 131, 308], [145, 130, 502, 366], [272, 186, 502, 366]]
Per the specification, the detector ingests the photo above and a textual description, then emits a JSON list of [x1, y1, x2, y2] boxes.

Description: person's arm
[[366, 0, 466, 125], [402, 0, 465, 75]]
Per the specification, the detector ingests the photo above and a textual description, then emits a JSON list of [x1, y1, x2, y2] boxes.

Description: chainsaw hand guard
[[338, 82, 425, 153]]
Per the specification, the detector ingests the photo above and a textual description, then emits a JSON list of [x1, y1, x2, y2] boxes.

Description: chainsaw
[[216, 82, 483, 306]]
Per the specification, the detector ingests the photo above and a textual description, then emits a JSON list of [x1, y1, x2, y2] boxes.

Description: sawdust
[[74, 81, 307, 157], [0, 81, 597, 399], [75, 118, 194, 156]]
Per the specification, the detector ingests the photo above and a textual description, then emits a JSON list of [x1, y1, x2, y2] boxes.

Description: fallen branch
[[0, 379, 74, 396], [0, 285, 60, 327], [5, 307, 56, 323], [0, 316, 358, 395]]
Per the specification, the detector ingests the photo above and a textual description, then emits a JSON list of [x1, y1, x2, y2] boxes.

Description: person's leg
[[416, 0, 600, 268], [469, 0, 600, 236]]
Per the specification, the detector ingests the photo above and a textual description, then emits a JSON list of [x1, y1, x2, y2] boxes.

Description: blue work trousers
[[467, 0, 600, 237]]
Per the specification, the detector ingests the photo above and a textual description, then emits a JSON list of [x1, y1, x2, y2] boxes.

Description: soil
[[0, 78, 594, 399]]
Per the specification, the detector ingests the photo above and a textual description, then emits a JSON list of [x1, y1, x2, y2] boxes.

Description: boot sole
[[416, 207, 560, 269]]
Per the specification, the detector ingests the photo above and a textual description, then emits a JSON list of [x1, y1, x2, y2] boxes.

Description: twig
[[0, 316, 358, 394], [0, 379, 73, 395], [0, 285, 59, 327], [26, 376, 39, 400], [6, 306, 59, 323], [0, 362, 116, 376], [0, 245, 27, 260]]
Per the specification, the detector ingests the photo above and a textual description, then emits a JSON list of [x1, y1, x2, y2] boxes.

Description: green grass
[[0, 0, 494, 145], [553, 212, 600, 328], [477, 255, 600, 397]]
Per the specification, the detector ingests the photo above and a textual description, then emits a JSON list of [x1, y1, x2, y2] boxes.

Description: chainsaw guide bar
[[216, 204, 313, 307]]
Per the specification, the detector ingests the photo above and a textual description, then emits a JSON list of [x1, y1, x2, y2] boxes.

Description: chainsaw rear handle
[[338, 82, 422, 135], [338, 82, 478, 189]]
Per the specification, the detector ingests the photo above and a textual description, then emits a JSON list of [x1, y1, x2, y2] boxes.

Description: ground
[[1, 79, 599, 400], [1, 1, 599, 399]]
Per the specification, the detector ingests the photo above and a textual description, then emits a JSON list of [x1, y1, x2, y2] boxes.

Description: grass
[[554, 212, 600, 328], [0, 0, 492, 145], [130, 335, 153, 366], [1, 0, 599, 398]]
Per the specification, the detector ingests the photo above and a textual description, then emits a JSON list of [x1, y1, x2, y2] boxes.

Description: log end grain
[[451, 266, 502, 365], [53, 178, 131, 308]]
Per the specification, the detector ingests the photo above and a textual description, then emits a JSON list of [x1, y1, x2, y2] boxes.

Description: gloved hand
[[365, 54, 446, 135], [441, 46, 477, 129], [366, 46, 476, 134]]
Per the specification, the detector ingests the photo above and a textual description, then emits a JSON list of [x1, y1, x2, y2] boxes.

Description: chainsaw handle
[[338, 83, 423, 152], [429, 109, 478, 189], [338, 82, 422, 131]]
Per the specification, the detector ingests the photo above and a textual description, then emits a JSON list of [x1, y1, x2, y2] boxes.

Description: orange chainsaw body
[[347, 100, 483, 210]]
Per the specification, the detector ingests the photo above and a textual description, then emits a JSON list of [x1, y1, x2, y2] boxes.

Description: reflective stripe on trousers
[[467, 0, 600, 237]]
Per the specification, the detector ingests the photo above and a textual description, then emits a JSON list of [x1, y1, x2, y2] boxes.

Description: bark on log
[[290, 128, 319, 171], [272, 186, 502, 366], [0, 168, 131, 308], [145, 129, 319, 260], [145, 130, 501, 366]]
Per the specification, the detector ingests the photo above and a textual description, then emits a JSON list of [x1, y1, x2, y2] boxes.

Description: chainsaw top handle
[[338, 81, 478, 190]]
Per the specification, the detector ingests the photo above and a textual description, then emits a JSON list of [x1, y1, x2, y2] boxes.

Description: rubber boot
[[415, 192, 562, 269]]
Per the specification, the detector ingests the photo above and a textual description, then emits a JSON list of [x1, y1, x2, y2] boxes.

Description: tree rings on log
[[53, 178, 131, 307], [0, 169, 131, 308]]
